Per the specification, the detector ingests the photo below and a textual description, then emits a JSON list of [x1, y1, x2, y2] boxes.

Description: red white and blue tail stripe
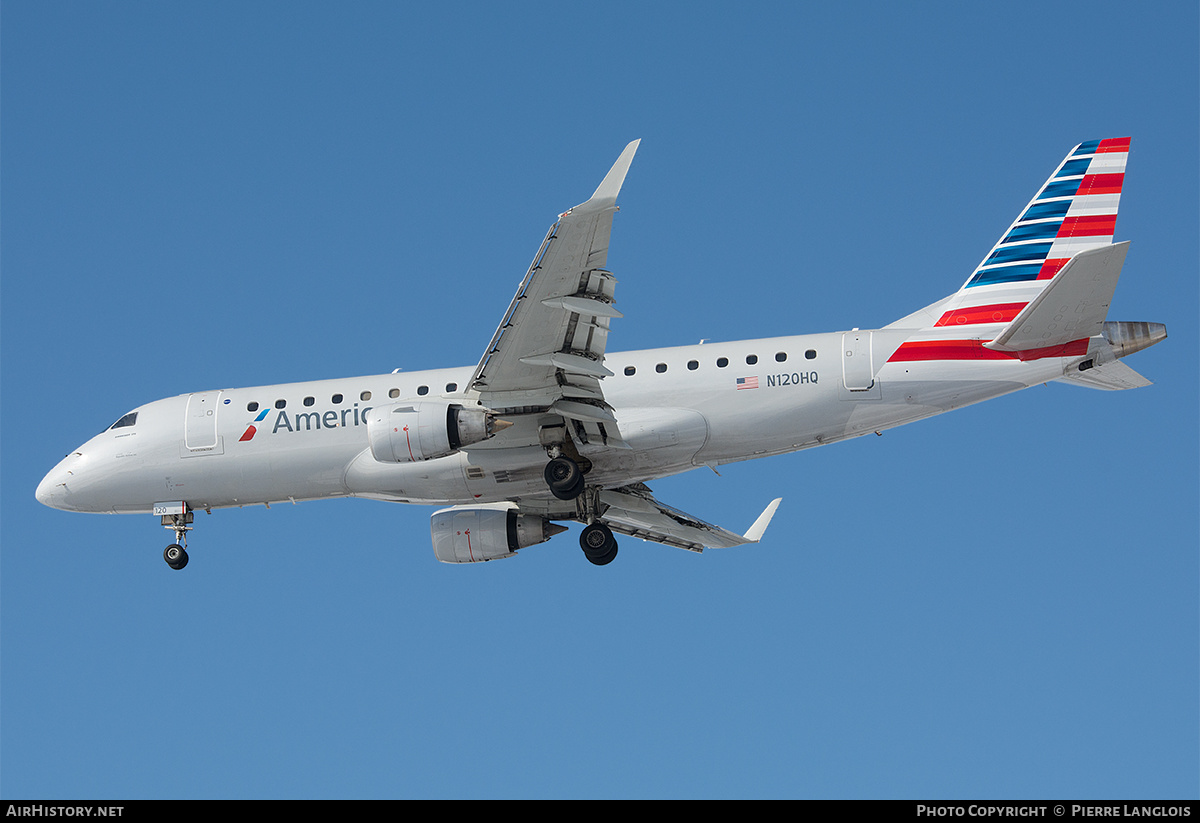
[[964, 137, 1129, 290], [885, 139, 1130, 364]]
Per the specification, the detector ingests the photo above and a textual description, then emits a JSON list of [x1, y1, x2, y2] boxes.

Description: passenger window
[[247, 402, 259, 413], [360, 391, 372, 401], [303, 396, 315, 407], [805, 349, 817, 360], [717, 357, 728, 368], [417, 386, 429, 396], [446, 383, 457, 393], [624, 366, 636, 376], [687, 360, 699, 370], [109, 412, 138, 430], [746, 354, 758, 365], [389, 388, 400, 398], [656, 363, 667, 373], [275, 399, 286, 409], [775, 352, 787, 362], [332, 394, 344, 404]]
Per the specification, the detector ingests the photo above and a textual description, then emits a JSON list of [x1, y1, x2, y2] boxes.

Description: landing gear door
[[842, 332, 875, 391], [184, 391, 222, 452]]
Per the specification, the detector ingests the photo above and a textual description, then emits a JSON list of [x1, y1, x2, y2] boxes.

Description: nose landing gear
[[161, 510, 193, 570], [164, 543, 189, 570]]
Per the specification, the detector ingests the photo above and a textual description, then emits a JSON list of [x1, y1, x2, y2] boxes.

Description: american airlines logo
[[239, 404, 372, 442]]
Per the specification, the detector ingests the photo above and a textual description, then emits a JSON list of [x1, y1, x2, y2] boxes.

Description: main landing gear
[[544, 455, 585, 500], [579, 521, 618, 566], [570, 482, 618, 566], [161, 511, 193, 570], [540, 451, 619, 565], [542, 450, 619, 565]]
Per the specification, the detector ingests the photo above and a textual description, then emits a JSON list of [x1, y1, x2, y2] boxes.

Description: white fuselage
[[35, 328, 1064, 517]]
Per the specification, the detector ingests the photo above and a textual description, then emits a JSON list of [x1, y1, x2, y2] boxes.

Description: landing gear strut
[[580, 522, 618, 566], [161, 511, 193, 570]]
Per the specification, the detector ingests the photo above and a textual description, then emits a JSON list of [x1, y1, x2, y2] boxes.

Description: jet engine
[[366, 402, 507, 463], [430, 504, 567, 563]]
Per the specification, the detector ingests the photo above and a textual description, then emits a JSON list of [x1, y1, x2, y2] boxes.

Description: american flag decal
[[736, 376, 759, 390]]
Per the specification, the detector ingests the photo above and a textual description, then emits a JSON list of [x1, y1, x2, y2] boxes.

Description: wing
[[469, 141, 639, 444], [597, 484, 782, 552]]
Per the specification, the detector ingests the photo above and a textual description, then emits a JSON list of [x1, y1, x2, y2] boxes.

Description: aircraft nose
[[36, 469, 62, 508], [36, 454, 80, 510]]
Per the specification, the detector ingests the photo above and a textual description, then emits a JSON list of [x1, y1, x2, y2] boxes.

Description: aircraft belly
[[151, 430, 362, 510], [262, 441, 358, 502], [692, 374, 1033, 464], [693, 380, 841, 463], [342, 448, 474, 504], [840, 378, 1027, 437]]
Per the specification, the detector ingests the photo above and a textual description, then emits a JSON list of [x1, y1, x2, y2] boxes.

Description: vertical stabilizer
[[887, 139, 1131, 337], [963, 137, 1129, 291]]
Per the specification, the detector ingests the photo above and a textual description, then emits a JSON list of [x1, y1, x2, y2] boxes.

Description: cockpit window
[[110, 412, 138, 430]]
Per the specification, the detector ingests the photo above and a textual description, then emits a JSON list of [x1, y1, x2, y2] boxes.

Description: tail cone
[[1103, 321, 1167, 358]]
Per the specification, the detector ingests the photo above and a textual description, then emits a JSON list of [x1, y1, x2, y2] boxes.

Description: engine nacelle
[[366, 402, 499, 463], [430, 504, 567, 563]]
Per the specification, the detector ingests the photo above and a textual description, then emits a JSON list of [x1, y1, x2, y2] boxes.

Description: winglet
[[743, 498, 782, 543], [578, 139, 640, 210]]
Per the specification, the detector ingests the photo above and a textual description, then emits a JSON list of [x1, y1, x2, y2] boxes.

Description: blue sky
[[2, 1, 1196, 800]]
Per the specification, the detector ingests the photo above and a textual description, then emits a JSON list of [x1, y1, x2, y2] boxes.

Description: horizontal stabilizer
[[1057, 359, 1153, 391], [986, 242, 1129, 353]]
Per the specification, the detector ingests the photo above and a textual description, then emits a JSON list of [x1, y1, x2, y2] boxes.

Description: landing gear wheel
[[580, 523, 618, 565], [163, 543, 189, 570], [586, 543, 618, 566], [544, 456, 585, 500]]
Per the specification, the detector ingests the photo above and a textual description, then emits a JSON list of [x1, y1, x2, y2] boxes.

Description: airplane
[[35, 138, 1166, 569]]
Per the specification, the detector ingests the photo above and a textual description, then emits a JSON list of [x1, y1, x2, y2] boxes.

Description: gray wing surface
[[469, 140, 639, 447], [462, 141, 782, 552], [598, 485, 782, 552]]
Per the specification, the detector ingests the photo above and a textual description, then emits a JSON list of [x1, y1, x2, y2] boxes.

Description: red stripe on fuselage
[[888, 338, 1090, 362], [1012, 339, 1090, 361], [889, 340, 1010, 361]]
